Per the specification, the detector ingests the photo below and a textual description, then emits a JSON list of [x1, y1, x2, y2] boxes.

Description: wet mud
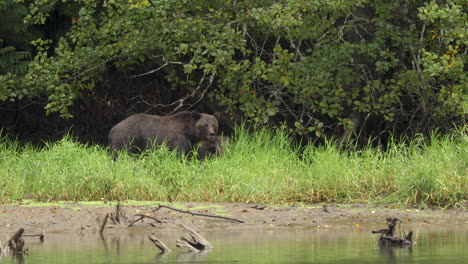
[[1, 202, 467, 236]]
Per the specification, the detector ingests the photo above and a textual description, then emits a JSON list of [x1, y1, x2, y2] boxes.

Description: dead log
[[176, 223, 213, 253], [148, 235, 172, 255], [153, 204, 245, 223]]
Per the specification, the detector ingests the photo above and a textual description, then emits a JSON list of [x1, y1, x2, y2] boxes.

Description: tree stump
[[372, 218, 414, 247]]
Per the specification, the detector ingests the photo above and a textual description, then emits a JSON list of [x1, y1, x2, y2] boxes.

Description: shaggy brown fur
[[108, 111, 220, 157]]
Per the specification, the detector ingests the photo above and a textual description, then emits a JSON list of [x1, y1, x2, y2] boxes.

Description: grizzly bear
[[108, 111, 220, 157], [198, 136, 230, 159]]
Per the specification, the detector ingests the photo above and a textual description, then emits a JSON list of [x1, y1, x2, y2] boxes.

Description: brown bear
[[197, 136, 230, 159], [108, 111, 220, 157]]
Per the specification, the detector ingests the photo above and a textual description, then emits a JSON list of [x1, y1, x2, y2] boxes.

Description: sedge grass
[[0, 127, 466, 208]]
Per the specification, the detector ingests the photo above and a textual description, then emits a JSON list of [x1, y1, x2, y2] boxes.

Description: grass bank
[[0, 127, 466, 208]]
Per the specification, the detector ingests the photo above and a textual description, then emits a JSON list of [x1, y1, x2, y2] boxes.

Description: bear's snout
[[207, 133, 216, 141]]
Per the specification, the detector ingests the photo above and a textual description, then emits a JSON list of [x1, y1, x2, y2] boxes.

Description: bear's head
[[192, 111, 220, 141]]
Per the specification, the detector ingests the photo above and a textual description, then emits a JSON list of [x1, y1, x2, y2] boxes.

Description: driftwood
[[109, 203, 128, 227], [379, 231, 414, 247], [153, 204, 245, 223], [100, 204, 167, 232], [372, 218, 414, 247], [99, 213, 110, 234], [176, 223, 213, 253], [1, 228, 26, 255], [146, 223, 213, 255], [99, 203, 127, 233], [148, 235, 172, 255]]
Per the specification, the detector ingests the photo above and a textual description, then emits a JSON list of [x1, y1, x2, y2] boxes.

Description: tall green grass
[[0, 127, 466, 208]]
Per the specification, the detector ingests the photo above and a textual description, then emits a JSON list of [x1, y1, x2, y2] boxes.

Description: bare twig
[[152, 204, 245, 223], [186, 71, 216, 110], [68, 57, 114, 81], [129, 70, 216, 115], [170, 70, 215, 114], [129, 58, 183, 79]]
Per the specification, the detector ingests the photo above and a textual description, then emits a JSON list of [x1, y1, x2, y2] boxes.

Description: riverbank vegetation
[[1, 127, 466, 208], [1, 0, 466, 144]]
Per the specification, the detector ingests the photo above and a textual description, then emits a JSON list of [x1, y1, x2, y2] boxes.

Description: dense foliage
[[0, 0, 466, 142]]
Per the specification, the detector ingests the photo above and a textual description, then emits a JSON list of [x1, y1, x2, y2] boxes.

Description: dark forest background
[[1, 0, 466, 146]]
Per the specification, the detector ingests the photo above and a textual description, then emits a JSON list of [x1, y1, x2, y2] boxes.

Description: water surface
[[5, 227, 468, 263]]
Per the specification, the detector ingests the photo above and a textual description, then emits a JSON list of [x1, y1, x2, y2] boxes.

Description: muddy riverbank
[[1, 201, 467, 236]]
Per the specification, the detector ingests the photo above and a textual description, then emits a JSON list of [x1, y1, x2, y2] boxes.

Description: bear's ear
[[191, 110, 201, 120], [213, 112, 221, 121]]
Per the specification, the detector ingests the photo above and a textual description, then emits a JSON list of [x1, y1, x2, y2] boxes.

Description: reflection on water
[[2, 227, 467, 263]]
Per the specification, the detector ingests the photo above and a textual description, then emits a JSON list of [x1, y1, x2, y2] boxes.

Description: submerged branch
[[176, 223, 213, 252], [148, 235, 172, 254]]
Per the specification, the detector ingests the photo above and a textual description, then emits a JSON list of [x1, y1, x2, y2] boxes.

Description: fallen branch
[[152, 204, 245, 223], [127, 215, 145, 227], [148, 235, 172, 255], [22, 224, 45, 242], [176, 223, 213, 252], [128, 214, 164, 227]]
